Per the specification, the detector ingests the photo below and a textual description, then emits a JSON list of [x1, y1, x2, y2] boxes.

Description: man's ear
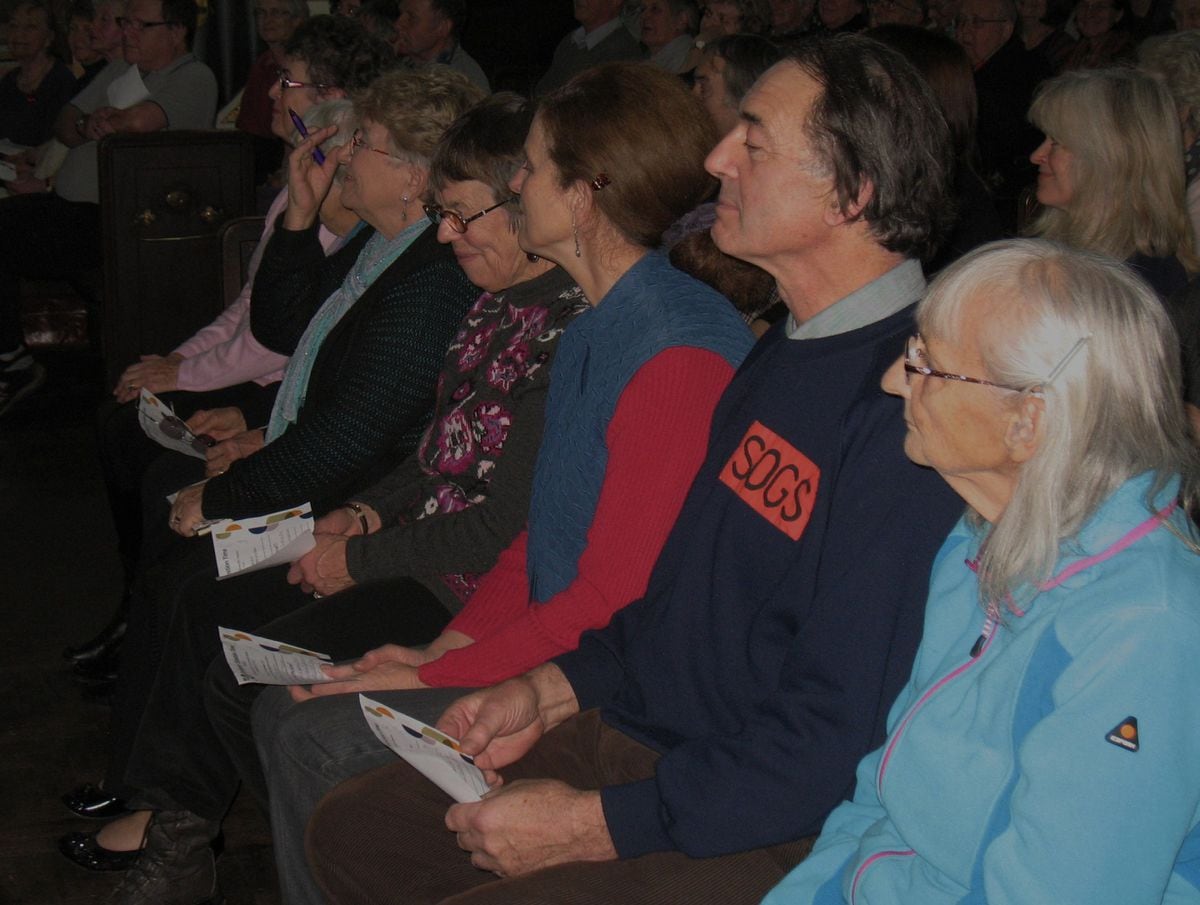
[[824, 178, 874, 226], [1004, 394, 1044, 464]]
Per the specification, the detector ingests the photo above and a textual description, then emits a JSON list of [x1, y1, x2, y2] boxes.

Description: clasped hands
[[166, 407, 261, 535]]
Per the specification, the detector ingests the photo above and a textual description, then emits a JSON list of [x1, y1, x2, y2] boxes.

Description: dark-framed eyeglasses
[[277, 69, 337, 93], [422, 199, 511, 234], [957, 14, 1010, 27], [903, 333, 1031, 393], [117, 16, 172, 31], [153, 412, 216, 455]]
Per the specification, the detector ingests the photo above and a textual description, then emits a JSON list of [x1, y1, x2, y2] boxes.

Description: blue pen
[[288, 107, 325, 165]]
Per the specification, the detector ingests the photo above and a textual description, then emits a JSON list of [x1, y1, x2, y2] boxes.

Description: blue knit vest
[[525, 252, 753, 603]]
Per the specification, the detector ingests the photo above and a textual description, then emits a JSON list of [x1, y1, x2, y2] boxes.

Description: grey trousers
[[251, 684, 479, 905]]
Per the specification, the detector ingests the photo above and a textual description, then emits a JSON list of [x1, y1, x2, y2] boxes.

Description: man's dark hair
[[284, 14, 397, 92], [429, 0, 465, 36], [160, 0, 198, 45], [787, 33, 955, 260]]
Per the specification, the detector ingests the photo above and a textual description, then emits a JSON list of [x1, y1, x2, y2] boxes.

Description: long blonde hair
[[1026, 68, 1198, 272]]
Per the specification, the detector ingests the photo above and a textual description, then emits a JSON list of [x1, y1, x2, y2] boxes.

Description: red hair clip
[[590, 173, 611, 191]]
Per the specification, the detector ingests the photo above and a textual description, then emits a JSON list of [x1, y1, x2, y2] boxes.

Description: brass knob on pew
[[133, 209, 156, 226], [199, 206, 220, 224]]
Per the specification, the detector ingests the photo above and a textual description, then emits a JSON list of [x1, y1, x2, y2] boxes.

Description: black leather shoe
[[58, 830, 141, 872], [64, 611, 127, 664], [62, 784, 128, 820], [72, 652, 120, 686]]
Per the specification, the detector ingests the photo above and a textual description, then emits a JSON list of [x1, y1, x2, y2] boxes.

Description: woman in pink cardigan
[[68, 102, 355, 681]]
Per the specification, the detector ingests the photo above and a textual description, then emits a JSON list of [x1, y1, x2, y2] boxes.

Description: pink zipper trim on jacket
[[850, 849, 916, 905], [875, 501, 1176, 793], [1038, 502, 1177, 591], [875, 625, 995, 790]]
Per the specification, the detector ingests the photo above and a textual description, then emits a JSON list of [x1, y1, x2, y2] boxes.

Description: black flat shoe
[[62, 783, 128, 820], [63, 611, 127, 664], [58, 830, 141, 871], [72, 652, 119, 686]]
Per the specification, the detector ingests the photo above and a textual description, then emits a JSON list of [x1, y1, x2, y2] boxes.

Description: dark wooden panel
[[98, 130, 256, 387]]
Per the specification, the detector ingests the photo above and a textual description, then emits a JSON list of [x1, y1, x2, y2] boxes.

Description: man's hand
[[167, 481, 206, 536], [445, 780, 616, 877], [288, 643, 434, 702], [205, 429, 263, 477], [438, 665, 579, 773], [113, 353, 183, 402], [83, 106, 118, 140], [285, 532, 355, 596], [186, 406, 247, 441]]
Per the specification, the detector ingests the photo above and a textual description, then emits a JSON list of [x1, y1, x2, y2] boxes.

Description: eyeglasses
[[903, 333, 1031, 393], [957, 14, 1010, 26], [349, 127, 406, 161], [423, 199, 511, 234], [116, 16, 172, 31], [277, 70, 337, 92], [904, 333, 1089, 394], [148, 411, 215, 455]]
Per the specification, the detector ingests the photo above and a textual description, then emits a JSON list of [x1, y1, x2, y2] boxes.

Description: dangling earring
[[402, 195, 410, 219], [572, 210, 581, 258]]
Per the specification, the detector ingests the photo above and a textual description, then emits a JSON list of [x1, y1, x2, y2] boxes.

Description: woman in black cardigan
[[57, 67, 485, 899]]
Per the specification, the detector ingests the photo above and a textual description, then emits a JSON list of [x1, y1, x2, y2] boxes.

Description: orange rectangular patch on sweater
[[719, 420, 820, 541]]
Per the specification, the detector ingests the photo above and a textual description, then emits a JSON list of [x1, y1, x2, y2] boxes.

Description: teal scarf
[[266, 217, 429, 443]]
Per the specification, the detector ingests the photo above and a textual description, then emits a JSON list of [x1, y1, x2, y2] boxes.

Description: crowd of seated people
[[8, 0, 1200, 901]]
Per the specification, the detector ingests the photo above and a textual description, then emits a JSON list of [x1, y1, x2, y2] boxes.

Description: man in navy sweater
[[307, 34, 966, 905]]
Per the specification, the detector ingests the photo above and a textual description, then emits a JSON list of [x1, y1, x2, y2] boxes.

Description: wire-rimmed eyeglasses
[[349, 128, 406, 161], [904, 332, 1089, 395], [903, 334, 1032, 394], [277, 69, 337, 93]]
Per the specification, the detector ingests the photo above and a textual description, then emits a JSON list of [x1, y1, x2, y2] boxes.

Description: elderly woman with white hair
[[763, 238, 1200, 905], [1027, 66, 1196, 299]]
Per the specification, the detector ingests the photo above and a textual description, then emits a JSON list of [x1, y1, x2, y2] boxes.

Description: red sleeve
[[418, 347, 735, 688], [438, 529, 532, 642]]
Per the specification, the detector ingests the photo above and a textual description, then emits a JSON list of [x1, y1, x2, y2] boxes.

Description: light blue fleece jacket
[[765, 472, 1200, 905]]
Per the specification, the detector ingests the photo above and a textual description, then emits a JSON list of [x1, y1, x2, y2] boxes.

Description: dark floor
[[0, 351, 280, 905]]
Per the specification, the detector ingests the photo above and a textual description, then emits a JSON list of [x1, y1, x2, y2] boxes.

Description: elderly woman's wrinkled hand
[[113, 353, 183, 402], [185, 406, 247, 442], [286, 532, 356, 597], [205, 429, 263, 477], [283, 124, 340, 232], [167, 482, 207, 537]]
